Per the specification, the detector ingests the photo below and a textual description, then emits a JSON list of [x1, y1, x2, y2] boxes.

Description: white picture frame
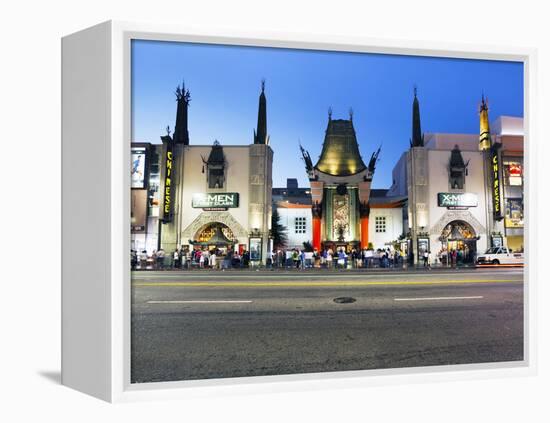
[[61, 20, 538, 403]]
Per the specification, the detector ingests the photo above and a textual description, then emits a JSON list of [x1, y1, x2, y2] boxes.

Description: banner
[[505, 198, 524, 228], [438, 192, 478, 208], [131, 147, 147, 188], [131, 189, 148, 233], [192, 193, 239, 209], [162, 143, 174, 223], [490, 145, 504, 221]]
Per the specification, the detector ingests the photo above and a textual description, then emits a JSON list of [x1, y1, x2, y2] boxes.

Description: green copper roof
[[314, 119, 367, 176]]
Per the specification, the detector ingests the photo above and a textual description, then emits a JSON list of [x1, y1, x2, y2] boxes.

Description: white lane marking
[[147, 300, 252, 304], [394, 296, 484, 301]]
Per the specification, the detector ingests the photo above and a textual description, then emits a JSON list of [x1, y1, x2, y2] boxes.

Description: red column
[[312, 217, 321, 251], [360, 216, 369, 249]]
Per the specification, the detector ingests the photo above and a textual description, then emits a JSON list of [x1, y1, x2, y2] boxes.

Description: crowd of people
[[131, 245, 475, 271], [267, 247, 406, 269], [131, 247, 253, 270]]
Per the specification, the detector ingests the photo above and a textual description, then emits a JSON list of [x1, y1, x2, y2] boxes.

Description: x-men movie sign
[[192, 193, 240, 209], [438, 192, 478, 208]]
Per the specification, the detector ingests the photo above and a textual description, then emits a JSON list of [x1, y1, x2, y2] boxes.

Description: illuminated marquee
[[437, 192, 478, 208], [192, 193, 239, 209], [490, 145, 504, 221], [162, 145, 174, 223]]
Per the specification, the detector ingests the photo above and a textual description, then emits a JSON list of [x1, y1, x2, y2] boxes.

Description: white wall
[[369, 207, 403, 250], [426, 148, 490, 253], [277, 206, 312, 249], [180, 145, 251, 238]]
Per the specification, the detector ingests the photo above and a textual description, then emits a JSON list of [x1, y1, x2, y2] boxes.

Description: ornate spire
[[411, 85, 424, 147], [479, 93, 491, 151], [254, 79, 268, 144], [173, 81, 190, 145]]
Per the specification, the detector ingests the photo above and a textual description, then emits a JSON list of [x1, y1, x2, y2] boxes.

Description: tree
[[270, 208, 288, 249]]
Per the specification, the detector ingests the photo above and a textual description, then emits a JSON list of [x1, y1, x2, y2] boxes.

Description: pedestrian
[[337, 249, 346, 269], [325, 249, 332, 269], [312, 249, 319, 268], [451, 250, 458, 268], [300, 250, 306, 269], [291, 249, 298, 269], [181, 249, 187, 269], [140, 250, 148, 269], [423, 250, 429, 268], [267, 250, 274, 269], [285, 249, 292, 268], [243, 250, 250, 268], [131, 250, 138, 270], [366, 248, 373, 268], [209, 250, 217, 269], [427, 250, 432, 270], [173, 249, 180, 269]]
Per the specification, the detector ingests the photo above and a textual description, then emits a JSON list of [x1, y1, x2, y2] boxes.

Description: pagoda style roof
[[314, 118, 367, 176], [206, 140, 225, 164]]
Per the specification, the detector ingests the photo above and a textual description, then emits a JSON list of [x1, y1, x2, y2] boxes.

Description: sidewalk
[[133, 263, 481, 273]]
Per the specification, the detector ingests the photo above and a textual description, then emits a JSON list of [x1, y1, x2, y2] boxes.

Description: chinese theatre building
[[390, 89, 524, 263], [300, 110, 380, 252], [135, 81, 273, 264]]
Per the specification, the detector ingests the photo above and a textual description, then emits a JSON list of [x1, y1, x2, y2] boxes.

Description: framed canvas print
[[62, 21, 538, 402]]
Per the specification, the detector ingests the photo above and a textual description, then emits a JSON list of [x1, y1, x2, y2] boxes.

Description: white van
[[476, 247, 524, 265]]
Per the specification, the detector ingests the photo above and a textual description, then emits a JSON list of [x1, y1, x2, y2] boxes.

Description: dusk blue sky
[[131, 40, 523, 189]]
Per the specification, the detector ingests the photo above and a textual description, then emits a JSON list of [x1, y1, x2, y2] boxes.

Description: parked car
[[476, 247, 524, 265]]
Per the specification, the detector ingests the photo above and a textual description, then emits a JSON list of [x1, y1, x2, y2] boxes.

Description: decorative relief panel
[[249, 174, 264, 185], [429, 210, 486, 236], [332, 194, 350, 240], [181, 211, 248, 241]]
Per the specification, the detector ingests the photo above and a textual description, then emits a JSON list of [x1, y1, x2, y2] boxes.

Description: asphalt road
[[131, 268, 524, 383]]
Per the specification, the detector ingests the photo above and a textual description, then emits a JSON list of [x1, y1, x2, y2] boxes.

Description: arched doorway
[[439, 220, 478, 263], [193, 222, 236, 252]]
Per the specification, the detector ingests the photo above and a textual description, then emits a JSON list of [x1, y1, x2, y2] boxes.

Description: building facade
[[131, 142, 162, 253], [131, 81, 273, 264], [397, 91, 523, 263], [300, 110, 380, 252]]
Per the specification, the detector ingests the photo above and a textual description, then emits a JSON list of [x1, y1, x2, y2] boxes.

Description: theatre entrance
[[193, 222, 236, 253], [439, 220, 478, 263]]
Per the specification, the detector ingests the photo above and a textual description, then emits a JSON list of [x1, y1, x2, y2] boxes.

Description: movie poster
[[131, 147, 147, 188]]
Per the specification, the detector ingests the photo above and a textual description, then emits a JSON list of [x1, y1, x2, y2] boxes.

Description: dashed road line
[[147, 300, 253, 304], [394, 296, 484, 301]]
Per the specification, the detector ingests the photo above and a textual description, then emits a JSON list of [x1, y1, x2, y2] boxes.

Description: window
[[375, 216, 386, 233], [295, 216, 307, 234], [450, 168, 465, 189], [505, 198, 523, 228], [503, 161, 522, 186], [449, 145, 468, 190], [208, 167, 224, 189]]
